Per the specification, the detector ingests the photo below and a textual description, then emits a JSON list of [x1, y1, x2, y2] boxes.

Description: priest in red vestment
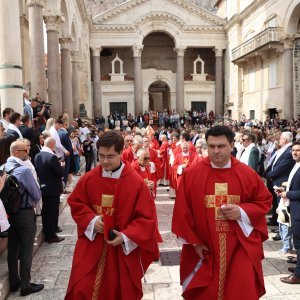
[[158, 134, 169, 185], [172, 126, 272, 300], [66, 131, 160, 300], [121, 134, 143, 163], [172, 141, 198, 189]]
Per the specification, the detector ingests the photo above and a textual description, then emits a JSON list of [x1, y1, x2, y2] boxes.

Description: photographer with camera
[[31, 94, 52, 133]]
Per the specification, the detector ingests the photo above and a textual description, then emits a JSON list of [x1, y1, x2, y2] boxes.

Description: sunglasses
[[17, 149, 28, 152], [242, 138, 249, 141], [143, 157, 150, 161]]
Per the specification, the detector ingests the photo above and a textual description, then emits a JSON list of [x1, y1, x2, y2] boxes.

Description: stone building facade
[[220, 0, 300, 121], [0, 0, 300, 121]]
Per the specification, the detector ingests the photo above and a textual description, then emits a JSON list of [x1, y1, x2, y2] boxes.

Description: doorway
[[109, 102, 127, 115], [148, 81, 170, 112]]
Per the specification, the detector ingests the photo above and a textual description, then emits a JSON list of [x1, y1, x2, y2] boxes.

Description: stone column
[[133, 45, 144, 116], [44, 14, 62, 118], [60, 35, 73, 119], [91, 47, 102, 117], [175, 47, 186, 114], [27, 0, 47, 100], [0, 0, 23, 113], [71, 50, 80, 117], [215, 48, 224, 116], [283, 39, 294, 120]]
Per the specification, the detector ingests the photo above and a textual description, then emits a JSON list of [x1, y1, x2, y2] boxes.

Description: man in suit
[[58, 121, 73, 188], [5, 141, 44, 296], [279, 141, 300, 284], [266, 131, 295, 228], [35, 137, 65, 243], [238, 133, 260, 171]]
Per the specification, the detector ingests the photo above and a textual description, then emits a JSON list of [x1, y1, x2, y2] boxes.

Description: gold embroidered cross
[[205, 183, 240, 220], [93, 194, 115, 216]]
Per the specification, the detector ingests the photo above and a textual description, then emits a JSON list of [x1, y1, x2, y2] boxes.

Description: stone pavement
[[3, 185, 300, 299]]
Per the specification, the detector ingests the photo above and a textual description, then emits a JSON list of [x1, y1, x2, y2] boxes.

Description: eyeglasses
[[17, 149, 28, 152], [143, 157, 150, 161], [242, 138, 249, 141], [125, 140, 133, 142]]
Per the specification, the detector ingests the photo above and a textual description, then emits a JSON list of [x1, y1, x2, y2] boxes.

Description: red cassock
[[131, 160, 163, 243], [149, 147, 163, 180], [66, 163, 159, 300], [149, 136, 160, 150], [159, 140, 169, 180], [172, 157, 272, 300], [121, 146, 135, 163], [131, 160, 157, 198], [172, 151, 198, 189], [168, 143, 182, 189]]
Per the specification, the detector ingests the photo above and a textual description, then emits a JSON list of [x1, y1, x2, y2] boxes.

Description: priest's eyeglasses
[[99, 154, 118, 160], [143, 157, 150, 161]]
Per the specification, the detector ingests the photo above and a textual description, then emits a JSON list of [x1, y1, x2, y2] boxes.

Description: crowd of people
[[1, 96, 300, 297]]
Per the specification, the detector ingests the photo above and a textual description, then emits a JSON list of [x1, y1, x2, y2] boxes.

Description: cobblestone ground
[[6, 185, 300, 299]]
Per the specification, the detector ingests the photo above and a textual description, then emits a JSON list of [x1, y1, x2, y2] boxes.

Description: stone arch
[[144, 74, 175, 94], [147, 80, 171, 111], [136, 19, 182, 48], [61, 0, 70, 34], [284, 0, 300, 34]]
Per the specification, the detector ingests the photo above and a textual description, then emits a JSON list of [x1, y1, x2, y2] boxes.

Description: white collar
[[211, 160, 231, 169], [102, 163, 125, 179]]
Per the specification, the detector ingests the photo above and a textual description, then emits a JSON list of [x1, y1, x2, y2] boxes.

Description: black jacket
[[35, 151, 65, 196]]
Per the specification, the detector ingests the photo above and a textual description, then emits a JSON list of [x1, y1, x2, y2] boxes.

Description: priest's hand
[[106, 230, 124, 246], [221, 204, 241, 220], [94, 218, 104, 234], [193, 244, 209, 260]]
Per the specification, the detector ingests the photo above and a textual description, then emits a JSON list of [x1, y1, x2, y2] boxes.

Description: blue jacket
[[267, 145, 294, 187], [287, 165, 300, 236], [5, 157, 41, 208]]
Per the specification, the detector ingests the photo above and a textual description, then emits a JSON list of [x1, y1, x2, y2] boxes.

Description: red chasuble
[[172, 151, 198, 189], [121, 146, 135, 163], [159, 140, 170, 180], [172, 157, 272, 300], [66, 163, 159, 300], [131, 160, 163, 243]]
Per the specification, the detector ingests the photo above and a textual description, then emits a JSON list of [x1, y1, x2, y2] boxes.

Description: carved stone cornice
[[91, 47, 102, 57], [26, 0, 46, 8], [92, 0, 226, 27], [44, 15, 61, 32], [224, 0, 269, 31], [132, 45, 144, 57], [174, 46, 187, 56], [59, 35, 74, 50]]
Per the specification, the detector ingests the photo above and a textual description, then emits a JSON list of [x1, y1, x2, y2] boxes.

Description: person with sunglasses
[[4, 141, 43, 296]]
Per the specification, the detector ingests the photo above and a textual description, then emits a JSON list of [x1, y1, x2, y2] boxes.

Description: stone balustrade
[[232, 27, 283, 62]]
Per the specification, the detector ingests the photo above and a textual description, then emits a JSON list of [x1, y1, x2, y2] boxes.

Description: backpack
[[0, 166, 24, 214]]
